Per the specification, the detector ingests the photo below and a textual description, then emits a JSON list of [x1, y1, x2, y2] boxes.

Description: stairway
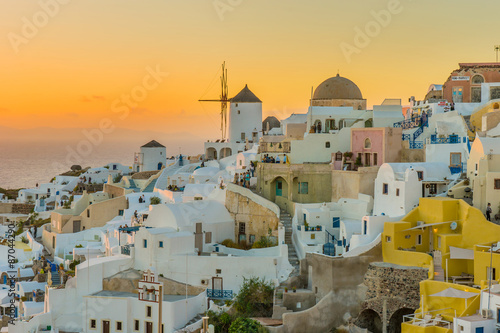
[[51, 272, 61, 286], [143, 179, 157, 192], [280, 210, 299, 272], [433, 251, 444, 282]]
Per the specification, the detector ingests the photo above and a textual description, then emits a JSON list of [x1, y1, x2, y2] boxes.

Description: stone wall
[[225, 187, 280, 243], [356, 262, 428, 332], [331, 167, 379, 202], [12, 204, 35, 215], [0, 203, 34, 215], [400, 141, 425, 163], [75, 183, 103, 194]]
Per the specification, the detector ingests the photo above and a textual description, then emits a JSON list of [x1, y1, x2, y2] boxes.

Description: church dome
[[313, 74, 363, 100]]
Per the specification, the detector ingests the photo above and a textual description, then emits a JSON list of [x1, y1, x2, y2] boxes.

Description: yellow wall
[[383, 198, 500, 281], [474, 245, 500, 286]]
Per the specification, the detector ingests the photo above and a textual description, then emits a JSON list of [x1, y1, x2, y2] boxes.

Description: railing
[[297, 225, 322, 231], [429, 135, 463, 144], [207, 289, 233, 299], [121, 244, 133, 256], [409, 141, 423, 149], [402, 134, 410, 141], [394, 116, 429, 130]]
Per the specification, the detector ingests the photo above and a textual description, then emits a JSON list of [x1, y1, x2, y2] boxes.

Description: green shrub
[[150, 197, 161, 205], [69, 260, 80, 270], [113, 174, 123, 183], [251, 236, 277, 249], [228, 318, 267, 333], [233, 277, 274, 317]]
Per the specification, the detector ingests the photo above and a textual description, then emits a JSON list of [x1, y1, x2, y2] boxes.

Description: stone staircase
[[143, 179, 157, 192], [433, 250, 444, 282], [280, 209, 299, 272]]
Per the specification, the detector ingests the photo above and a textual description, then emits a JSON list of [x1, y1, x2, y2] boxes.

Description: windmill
[[199, 62, 229, 140]]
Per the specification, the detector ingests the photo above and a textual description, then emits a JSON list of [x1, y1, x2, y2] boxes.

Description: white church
[[205, 85, 263, 160]]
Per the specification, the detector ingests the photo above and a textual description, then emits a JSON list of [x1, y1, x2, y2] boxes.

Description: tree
[[233, 277, 274, 317]]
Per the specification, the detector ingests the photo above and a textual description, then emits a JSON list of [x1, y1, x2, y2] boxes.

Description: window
[[383, 183, 388, 195], [239, 222, 245, 234], [386, 236, 391, 242], [146, 306, 152, 318], [365, 153, 371, 166], [298, 182, 308, 194], [373, 153, 378, 166], [118, 210, 124, 216], [159, 241, 163, 248], [134, 320, 140, 331], [396, 188, 400, 196], [216, 269, 222, 274], [332, 217, 340, 228], [87, 209, 90, 218], [90, 319, 96, 329], [205, 232, 212, 244], [310, 234, 315, 240], [116, 321, 123, 331], [487, 267, 496, 281], [235, 103, 238, 107], [194, 196, 203, 201], [241, 132, 245, 140], [325, 141, 330, 148], [429, 183, 437, 195], [249, 235, 255, 244], [471, 87, 482, 103], [335, 152, 343, 161], [416, 234, 422, 246], [417, 171, 424, 181], [471, 74, 484, 84], [364, 138, 371, 149], [143, 239, 147, 248], [495, 179, 500, 189], [237, 110, 240, 114], [450, 153, 461, 167]]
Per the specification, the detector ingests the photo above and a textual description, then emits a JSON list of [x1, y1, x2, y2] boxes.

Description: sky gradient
[[1, 0, 500, 140]]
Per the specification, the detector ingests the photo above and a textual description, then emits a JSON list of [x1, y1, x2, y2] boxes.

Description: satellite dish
[[450, 221, 458, 231]]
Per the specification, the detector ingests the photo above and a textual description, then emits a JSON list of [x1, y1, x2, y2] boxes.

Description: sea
[[0, 141, 135, 189]]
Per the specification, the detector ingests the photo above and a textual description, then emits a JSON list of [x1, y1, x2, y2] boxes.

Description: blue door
[[157, 162, 163, 170], [276, 181, 282, 196], [332, 217, 340, 228], [3, 274, 6, 284], [363, 220, 367, 235], [475, 327, 483, 333]]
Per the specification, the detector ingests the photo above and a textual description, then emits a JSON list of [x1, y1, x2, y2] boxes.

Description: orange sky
[[1, 0, 499, 140]]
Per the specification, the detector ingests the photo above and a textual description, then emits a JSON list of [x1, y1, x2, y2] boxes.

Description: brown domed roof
[[313, 74, 363, 100], [231, 85, 262, 103]]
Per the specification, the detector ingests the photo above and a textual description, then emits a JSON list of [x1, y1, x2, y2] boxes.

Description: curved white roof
[[146, 200, 233, 229], [183, 184, 217, 197], [192, 166, 220, 177], [475, 136, 500, 155], [381, 162, 451, 181]]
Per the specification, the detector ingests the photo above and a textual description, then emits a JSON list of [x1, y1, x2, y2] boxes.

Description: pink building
[[333, 127, 402, 170]]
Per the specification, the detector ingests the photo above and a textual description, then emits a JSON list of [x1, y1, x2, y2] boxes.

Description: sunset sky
[[1, 0, 499, 140]]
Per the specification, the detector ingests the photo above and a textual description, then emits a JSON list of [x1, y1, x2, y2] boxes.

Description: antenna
[[199, 62, 230, 140], [495, 45, 500, 63]]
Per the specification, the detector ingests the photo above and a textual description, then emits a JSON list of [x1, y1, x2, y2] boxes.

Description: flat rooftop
[[457, 314, 494, 323], [89, 290, 196, 301]]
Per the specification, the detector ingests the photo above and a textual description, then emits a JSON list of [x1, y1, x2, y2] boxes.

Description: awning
[[400, 221, 454, 232], [449, 246, 474, 260], [429, 287, 478, 299]]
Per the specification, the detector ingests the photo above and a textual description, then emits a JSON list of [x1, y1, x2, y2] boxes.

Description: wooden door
[[102, 320, 110, 333], [145, 321, 153, 333], [73, 220, 81, 233]]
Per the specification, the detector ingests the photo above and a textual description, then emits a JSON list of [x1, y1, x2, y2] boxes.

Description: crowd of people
[[261, 154, 287, 164]]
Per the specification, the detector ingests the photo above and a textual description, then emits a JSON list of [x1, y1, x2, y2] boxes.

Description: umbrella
[[429, 287, 479, 309]]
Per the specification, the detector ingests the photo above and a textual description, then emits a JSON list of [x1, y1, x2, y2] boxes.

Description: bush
[[228, 318, 267, 333], [207, 310, 235, 333], [233, 277, 274, 317], [251, 236, 277, 249], [113, 174, 123, 183], [150, 197, 161, 205], [69, 260, 80, 271]]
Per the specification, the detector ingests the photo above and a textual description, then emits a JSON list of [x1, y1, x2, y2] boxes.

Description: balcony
[[428, 134, 463, 144], [394, 116, 429, 130], [206, 289, 233, 299], [121, 244, 134, 256]]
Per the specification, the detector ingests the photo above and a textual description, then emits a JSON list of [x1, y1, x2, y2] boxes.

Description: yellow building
[[381, 197, 500, 332]]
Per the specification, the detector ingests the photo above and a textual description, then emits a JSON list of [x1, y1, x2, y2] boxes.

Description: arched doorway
[[220, 147, 232, 159], [313, 119, 323, 133], [270, 177, 288, 203], [157, 162, 163, 170], [206, 148, 217, 160], [388, 308, 415, 333], [356, 309, 382, 333]]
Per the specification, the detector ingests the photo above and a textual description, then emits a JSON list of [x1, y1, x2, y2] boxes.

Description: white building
[[205, 85, 262, 161], [373, 163, 452, 217], [134, 140, 167, 172]]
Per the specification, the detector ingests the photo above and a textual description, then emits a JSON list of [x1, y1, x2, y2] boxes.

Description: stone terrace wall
[[12, 204, 35, 215]]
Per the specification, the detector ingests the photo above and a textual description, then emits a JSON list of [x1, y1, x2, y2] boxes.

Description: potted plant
[[316, 225, 321, 231], [292, 286, 297, 293], [284, 287, 288, 293]]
